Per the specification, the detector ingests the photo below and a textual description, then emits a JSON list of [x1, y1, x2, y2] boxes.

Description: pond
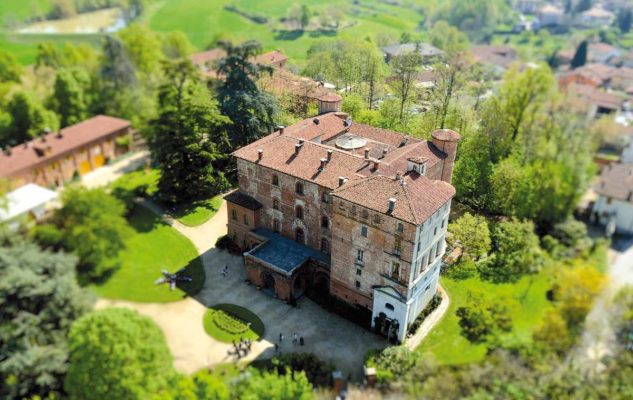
[[17, 8, 126, 34]]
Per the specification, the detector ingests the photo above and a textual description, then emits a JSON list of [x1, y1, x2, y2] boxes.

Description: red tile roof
[[0, 115, 130, 178], [595, 163, 633, 202], [331, 174, 454, 224], [568, 84, 624, 110], [254, 50, 287, 66], [233, 113, 454, 222], [190, 49, 226, 66]]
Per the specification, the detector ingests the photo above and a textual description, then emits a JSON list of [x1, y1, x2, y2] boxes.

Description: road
[[572, 236, 633, 373]]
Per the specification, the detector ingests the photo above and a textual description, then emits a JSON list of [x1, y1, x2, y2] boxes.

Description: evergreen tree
[[50, 68, 90, 127], [149, 59, 231, 204], [65, 308, 174, 400], [618, 8, 632, 34], [300, 5, 310, 30], [216, 40, 278, 148], [570, 40, 588, 69], [0, 235, 92, 399]]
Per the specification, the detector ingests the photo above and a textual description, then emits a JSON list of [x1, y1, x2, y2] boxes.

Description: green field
[[1, 0, 432, 65], [203, 303, 265, 343], [92, 204, 205, 302], [172, 195, 223, 227], [416, 268, 553, 364]]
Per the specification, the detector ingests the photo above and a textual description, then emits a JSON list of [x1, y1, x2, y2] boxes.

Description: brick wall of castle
[[236, 159, 333, 253], [329, 197, 415, 310]]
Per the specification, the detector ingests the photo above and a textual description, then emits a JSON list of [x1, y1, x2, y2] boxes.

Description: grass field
[[91, 204, 205, 302], [1, 0, 431, 66], [416, 267, 553, 364], [203, 303, 265, 343], [172, 195, 223, 227]]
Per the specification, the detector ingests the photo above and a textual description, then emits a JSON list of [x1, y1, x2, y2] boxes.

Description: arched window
[[273, 219, 280, 233], [272, 174, 279, 186], [295, 181, 304, 195], [385, 303, 395, 311], [295, 205, 304, 220], [273, 198, 280, 210], [295, 228, 305, 244], [321, 238, 329, 254], [321, 216, 329, 229]]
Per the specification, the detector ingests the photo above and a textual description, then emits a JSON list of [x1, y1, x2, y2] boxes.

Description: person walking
[[279, 333, 284, 343]]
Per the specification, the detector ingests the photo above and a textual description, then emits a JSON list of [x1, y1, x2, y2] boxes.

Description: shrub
[[271, 353, 334, 387], [407, 294, 442, 335], [31, 223, 63, 250], [444, 259, 479, 280], [110, 169, 159, 212]]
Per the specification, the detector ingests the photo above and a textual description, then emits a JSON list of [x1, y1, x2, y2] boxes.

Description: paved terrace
[[98, 200, 387, 380]]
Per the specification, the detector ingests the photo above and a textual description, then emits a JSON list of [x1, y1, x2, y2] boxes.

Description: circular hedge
[[203, 303, 265, 343]]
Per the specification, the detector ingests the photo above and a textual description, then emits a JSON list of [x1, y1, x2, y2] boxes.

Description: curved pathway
[[405, 286, 450, 350]]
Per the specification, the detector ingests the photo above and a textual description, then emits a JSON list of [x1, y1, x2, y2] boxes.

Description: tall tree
[[49, 68, 90, 127], [448, 213, 491, 261], [0, 49, 22, 83], [216, 40, 278, 147], [41, 187, 133, 284], [149, 59, 231, 204], [117, 24, 164, 76], [0, 235, 92, 399], [486, 219, 543, 283], [456, 291, 513, 344], [300, 5, 310, 31], [617, 8, 632, 33], [65, 308, 174, 400], [390, 51, 422, 121], [97, 35, 137, 111], [570, 40, 588, 69], [2, 91, 59, 147]]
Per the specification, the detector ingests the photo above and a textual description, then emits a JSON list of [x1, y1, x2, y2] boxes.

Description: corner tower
[[431, 129, 461, 184]]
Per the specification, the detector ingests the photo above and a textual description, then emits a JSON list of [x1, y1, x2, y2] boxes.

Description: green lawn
[[91, 204, 205, 302], [203, 304, 265, 343], [172, 195, 223, 227], [416, 268, 553, 365]]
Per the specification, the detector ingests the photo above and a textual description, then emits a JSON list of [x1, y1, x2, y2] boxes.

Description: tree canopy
[[448, 212, 491, 261], [0, 235, 92, 399], [65, 308, 174, 400]]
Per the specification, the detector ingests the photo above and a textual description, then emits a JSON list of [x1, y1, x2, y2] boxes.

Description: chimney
[[381, 148, 388, 159], [295, 143, 302, 155], [399, 138, 408, 147], [338, 176, 348, 187], [277, 125, 285, 134], [387, 198, 396, 214], [319, 158, 327, 171], [299, 139, 305, 145], [396, 172, 402, 180], [313, 118, 320, 125], [373, 160, 380, 171], [257, 148, 263, 161], [431, 129, 461, 184], [327, 149, 333, 161], [364, 148, 370, 159]]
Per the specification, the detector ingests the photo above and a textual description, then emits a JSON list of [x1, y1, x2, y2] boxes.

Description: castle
[[225, 94, 459, 341]]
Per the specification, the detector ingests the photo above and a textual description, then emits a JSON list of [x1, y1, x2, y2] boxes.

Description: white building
[[536, 4, 564, 27], [593, 143, 633, 234], [581, 7, 615, 28], [0, 183, 58, 230]]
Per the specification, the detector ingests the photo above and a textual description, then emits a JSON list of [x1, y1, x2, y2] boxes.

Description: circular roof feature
[[335, 134, 367, 150]]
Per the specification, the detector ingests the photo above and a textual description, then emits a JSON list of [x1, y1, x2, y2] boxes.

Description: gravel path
[[405, 286, 449, 350], [571, 237, 633, 374]]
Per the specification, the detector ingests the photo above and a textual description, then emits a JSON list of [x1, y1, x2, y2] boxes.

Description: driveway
[[82, 151, 149, 189], [98, 200, 386, 379], [572, 236, 633, 373]]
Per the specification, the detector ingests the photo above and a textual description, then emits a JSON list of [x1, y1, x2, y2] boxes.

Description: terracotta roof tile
[[0, 115, 130, 178], [596, 163, 633, 202], [331, 174, 454, 224]]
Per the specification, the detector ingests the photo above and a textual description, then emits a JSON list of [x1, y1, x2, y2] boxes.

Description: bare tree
[[390, 51, 422, 121]]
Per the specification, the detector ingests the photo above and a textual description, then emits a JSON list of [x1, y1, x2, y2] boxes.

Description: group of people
[[228, 337, 252, 359], [274, 332, 305, 353]]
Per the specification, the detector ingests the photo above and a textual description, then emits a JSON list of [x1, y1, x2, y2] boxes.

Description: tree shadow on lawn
[[176, 255, 206, 298], [160, 197, 218, 221], [273, 29, 304, 41], [128, 204, 165, 233]]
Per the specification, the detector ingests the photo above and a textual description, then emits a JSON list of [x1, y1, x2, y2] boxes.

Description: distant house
[[0, 115, 132, 189], [0, 183, 58, 230], [190, 49, 287, 79], [470, 45, 518, 75], [258, 68, 334, 101], [381, 43, 444, 64], [515, 0, 542, 14], [610, 67, 633, 92], [580, 7, 615, 28], [588, 42, 622, 65], [536, 4, 564, 27], [567, 83, 624, 118], [593, 145, 633, 234]]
